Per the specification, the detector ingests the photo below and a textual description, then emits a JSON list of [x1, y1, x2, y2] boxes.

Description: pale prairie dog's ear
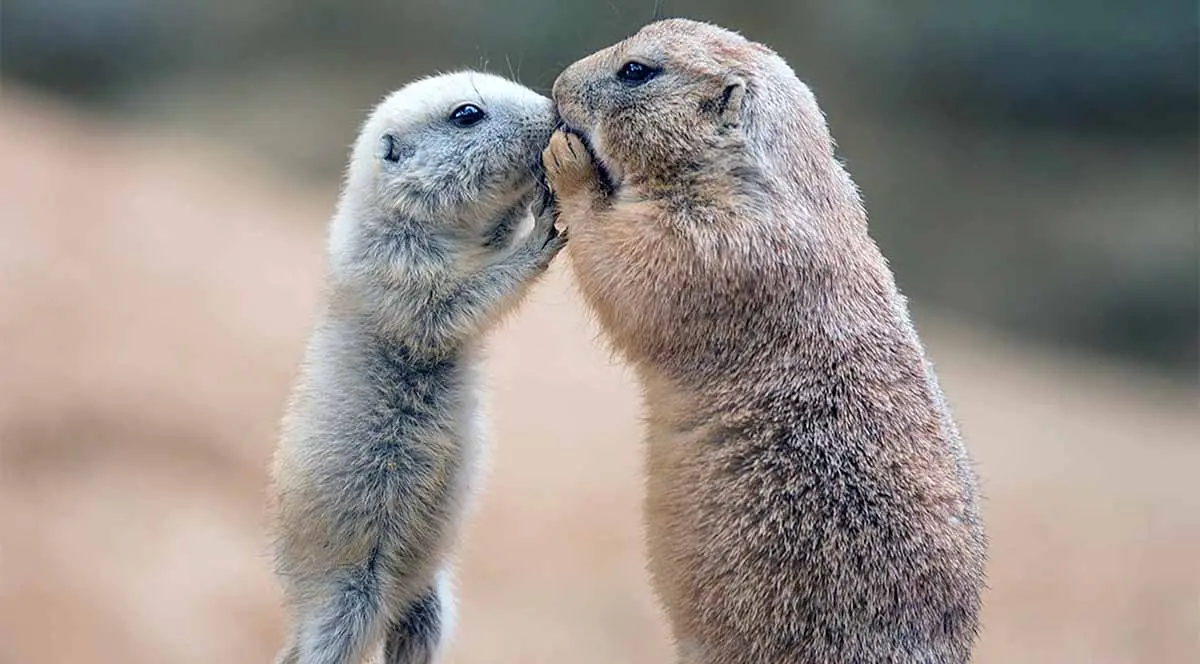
[[717, 77, 746, 127]]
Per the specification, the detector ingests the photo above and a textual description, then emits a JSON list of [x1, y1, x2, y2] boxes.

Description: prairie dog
[[271, 72, 563, 664], [543, 19, 987, 664]]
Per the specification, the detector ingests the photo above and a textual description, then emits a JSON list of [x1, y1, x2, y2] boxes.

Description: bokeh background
[[1, 1, 1196, 662]]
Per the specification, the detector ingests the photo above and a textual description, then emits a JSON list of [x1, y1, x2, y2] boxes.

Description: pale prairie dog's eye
[[449, 104, 486, 128], [616, 61, 660, 85], [380, 133, 403, 162]]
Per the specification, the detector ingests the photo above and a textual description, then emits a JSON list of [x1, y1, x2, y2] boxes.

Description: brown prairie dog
[[543, 19, 987, 664], [271, 72, 563, 664]]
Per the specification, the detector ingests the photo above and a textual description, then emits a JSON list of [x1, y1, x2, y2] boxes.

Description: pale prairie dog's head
[[553, 19, 836, 193], [338, 71, 555, 235]]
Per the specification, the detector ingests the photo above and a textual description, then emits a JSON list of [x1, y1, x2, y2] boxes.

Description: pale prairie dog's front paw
[[542, 130, 600, 198], [522, 191, 568, 269]]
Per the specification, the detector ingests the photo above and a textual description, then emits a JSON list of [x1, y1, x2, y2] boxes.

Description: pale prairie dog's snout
[[528, 95, 557, 143], [514, 95, 557, 171]]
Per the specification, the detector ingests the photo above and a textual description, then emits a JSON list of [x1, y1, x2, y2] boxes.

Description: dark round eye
[[617, 61, 659, 84], [450, 103, 485, 127], [380, 133, 403, 162]]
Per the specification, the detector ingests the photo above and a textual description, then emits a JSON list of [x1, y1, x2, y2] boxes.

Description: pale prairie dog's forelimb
[[349, 202, 565, 358], [400, 212, 565, 355]]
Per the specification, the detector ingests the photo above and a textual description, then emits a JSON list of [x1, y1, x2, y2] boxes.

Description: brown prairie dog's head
[[552, 19, 838, 194], [546, 20, 884, 376]]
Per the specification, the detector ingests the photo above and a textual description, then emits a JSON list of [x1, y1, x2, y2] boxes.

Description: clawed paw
[[525, 190, 568, 264], [542, 130, 599, 196]]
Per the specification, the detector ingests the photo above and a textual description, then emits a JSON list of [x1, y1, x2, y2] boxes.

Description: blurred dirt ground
[[1, 90, 1197, 663]]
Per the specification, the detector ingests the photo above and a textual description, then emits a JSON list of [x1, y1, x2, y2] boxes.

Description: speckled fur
[[544, 19, 987, 664], [271, 71, 564, 664]]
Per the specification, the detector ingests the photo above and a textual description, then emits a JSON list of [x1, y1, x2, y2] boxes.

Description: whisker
[[505, 54, 517, 82]]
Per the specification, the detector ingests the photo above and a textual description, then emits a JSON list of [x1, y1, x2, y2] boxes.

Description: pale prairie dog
[[543, 19, 987, 664], [270, 72, 564, 664]]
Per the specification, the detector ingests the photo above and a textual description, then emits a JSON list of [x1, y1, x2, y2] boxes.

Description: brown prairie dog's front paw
[[542, 130, 600, 199]]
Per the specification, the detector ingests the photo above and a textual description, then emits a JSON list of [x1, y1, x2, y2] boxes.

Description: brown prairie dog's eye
[[616, 61, 660, 84]]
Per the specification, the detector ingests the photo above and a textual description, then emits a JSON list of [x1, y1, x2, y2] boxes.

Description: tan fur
[[544, 19, 987, 664]]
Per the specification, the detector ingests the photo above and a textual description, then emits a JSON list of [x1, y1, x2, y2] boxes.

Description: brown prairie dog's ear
[[717, 77, 746, 127]]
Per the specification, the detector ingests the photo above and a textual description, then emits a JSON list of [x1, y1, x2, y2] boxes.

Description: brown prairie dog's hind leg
[[382, 571, 455, 664]]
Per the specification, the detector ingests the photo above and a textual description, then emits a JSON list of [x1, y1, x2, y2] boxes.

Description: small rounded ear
[[717, 77, 746, 127], [378, 133, 414, 165]]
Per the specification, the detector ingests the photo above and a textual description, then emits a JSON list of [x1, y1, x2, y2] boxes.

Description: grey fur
[[270, 72, 564, 664]]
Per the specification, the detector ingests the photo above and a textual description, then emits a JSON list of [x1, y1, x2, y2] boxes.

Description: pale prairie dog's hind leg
[[285, 567, 388, 664], [274, 633, 299, 664], [383, 569, 456, 664]]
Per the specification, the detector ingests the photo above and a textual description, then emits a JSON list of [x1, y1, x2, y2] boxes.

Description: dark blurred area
[[1, 3, 1198, 664], [4, 0, 1197, 380]]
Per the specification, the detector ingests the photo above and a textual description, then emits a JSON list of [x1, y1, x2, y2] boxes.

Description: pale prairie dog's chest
[[354, 341, 485, 453], [309, 345, 487, 522], [294, 323, 490, 499]]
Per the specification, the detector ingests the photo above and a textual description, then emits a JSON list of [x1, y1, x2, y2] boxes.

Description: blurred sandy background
[[1, 2, 1197, 663]]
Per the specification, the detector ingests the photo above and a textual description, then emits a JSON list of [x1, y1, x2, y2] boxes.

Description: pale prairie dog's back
[[271, 71, 564, 664]]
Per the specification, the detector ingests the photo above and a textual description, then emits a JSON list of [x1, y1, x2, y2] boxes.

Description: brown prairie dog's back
[[543, 18, 986, 664]]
